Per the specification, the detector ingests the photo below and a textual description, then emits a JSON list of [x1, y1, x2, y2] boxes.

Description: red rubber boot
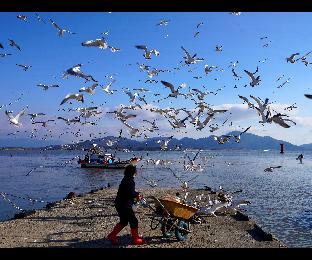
[[107, 223, 123, 245], [131, 228, 145, 245]]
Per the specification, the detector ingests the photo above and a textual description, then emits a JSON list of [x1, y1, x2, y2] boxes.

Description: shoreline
[[0, 187, 287, 248]]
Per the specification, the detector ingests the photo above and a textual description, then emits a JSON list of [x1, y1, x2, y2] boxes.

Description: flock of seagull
[[1, 13, 311, 216]]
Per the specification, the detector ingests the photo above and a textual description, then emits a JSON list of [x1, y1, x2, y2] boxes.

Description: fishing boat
[[78, 152, 140, 169]]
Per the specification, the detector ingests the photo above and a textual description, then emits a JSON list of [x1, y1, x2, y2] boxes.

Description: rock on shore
[[0, 188, 286, 248]]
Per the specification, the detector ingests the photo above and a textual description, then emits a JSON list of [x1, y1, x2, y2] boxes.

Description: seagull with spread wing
[[286, 53, 300, 63], [244, 67, 261, 87], [232, 126, 251, 143], [135, 45, 160, 59], [79, 83, 98, 95], [181, 46, 204, 65], [37, 84, 59, 90], [50, 19, 76, 37], [5, 107, 27, 126], [161, 80, 184, 98], [63, 64, 97, 83], [60, 93, 84, 105], [8, 39, 21, 51]]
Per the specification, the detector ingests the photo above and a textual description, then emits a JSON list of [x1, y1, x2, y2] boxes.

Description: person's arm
[[129, 178, 140, 199]]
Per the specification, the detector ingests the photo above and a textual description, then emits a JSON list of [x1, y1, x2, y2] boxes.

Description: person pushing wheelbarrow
[[107, 165, 145, 245]]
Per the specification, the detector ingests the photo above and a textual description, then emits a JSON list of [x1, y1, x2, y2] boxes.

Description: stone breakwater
[[0, 187, 286, 248]]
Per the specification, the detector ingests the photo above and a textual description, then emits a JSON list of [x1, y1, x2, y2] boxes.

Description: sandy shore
[[0, 187, 286, 248]]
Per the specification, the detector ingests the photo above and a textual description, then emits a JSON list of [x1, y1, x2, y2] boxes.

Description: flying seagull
[[79, 83, 98, 95], [81, 38, 109, 49], [161, 80, 184, 98], [16, 64, 32, 71], [232, 126, 251, 143], [156, 19, 170, 26], [0, 53, 12, 58], [244, 67, 261, 87], [63, 64, 97, 83], [49, 19, 76, 37], [60, 93, 84, 105], [37, 84, 59, 90], [286, 53, 300, 63], [135, 45, 160, 59], [181, 46, 204, 65], [35, 13, 45, 23], [8, 39, 21, 51], [17, 15, 27, 21], [28, 113, 46, 121], [5, 107, 27, 126]]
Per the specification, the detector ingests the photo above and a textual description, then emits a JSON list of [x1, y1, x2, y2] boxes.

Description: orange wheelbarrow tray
[[144, 195, 199, 241]]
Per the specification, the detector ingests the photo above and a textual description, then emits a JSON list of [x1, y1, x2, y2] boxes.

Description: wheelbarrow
[[142, 195, 199, 241]]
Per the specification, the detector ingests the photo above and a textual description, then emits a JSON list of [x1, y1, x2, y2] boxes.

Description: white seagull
[[79, 83, 98, 95], [5, 107, 27, 126], [81, 38, 109, 49], [135, 45, 160, 59], [37, 84, 59, 90], [49, 19, 76, 37], [60, 93, 84, 105], [181, 46, 204, 65]]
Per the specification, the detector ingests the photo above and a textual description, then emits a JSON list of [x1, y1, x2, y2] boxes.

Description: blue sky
[[1, 12, 312, 145]]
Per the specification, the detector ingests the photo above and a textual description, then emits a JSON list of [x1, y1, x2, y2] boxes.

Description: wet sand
[[0, 187, 286, 248]]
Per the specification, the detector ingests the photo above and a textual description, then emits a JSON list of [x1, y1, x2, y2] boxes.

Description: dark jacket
[[115, 176, 139, 208]]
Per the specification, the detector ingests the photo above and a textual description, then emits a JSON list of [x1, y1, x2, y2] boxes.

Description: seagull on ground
[[264, 165, 282, 172]]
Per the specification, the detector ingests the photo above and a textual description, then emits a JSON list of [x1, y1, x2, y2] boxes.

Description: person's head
[[124, 164, 137, 178]]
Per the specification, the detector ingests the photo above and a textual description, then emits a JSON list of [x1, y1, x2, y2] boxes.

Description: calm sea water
[[0, 149, 311, 248]]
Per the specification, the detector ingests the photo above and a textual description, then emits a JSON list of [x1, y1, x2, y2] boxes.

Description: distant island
[[1, 132, 311, 151]]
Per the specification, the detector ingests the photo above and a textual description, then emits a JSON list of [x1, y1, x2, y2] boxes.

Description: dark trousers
[[115, 204, 138, 229]]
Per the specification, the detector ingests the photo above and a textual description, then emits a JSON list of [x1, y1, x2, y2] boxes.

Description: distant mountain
[[0, 138, 65, 148], [44, 133, 312, 151]]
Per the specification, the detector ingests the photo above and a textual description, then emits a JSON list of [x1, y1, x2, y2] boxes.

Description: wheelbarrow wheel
[[175, 220, 189, 241], [161, 218, 175, 238]]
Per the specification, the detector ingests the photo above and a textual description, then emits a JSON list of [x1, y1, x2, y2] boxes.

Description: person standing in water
[[106, 165, 145, 245], [296, 154, 304, 164]]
